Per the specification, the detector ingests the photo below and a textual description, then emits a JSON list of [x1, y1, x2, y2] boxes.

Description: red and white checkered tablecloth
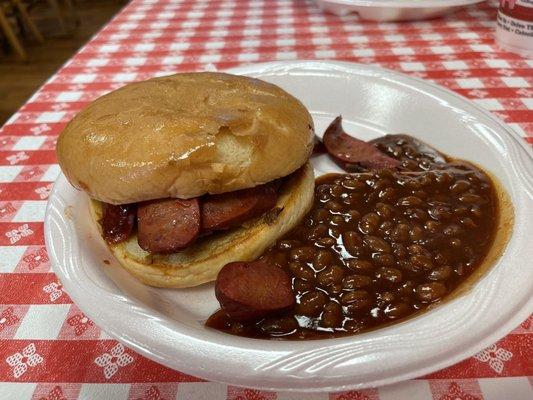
[[0, 0, 531, 398]]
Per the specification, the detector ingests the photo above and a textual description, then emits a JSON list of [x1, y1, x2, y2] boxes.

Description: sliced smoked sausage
[[101, 203, 136, 244], [215, 261, 295, 321], [323, 116, 401, 171], [137, 198, 200, 253], [202, 184, 277, 232]]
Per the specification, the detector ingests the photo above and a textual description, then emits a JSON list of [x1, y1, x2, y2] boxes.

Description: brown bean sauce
[[206, 135, 498, 339]]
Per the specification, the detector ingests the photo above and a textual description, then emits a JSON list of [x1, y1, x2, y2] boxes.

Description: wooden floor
[[0, 0, 126, 125]]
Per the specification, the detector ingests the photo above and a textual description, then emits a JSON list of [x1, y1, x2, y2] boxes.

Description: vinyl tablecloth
[[0, 0, 531, 398]]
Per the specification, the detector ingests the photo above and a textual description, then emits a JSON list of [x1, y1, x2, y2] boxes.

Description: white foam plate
[[314, 0, 486, 21], [45, 61, 533, 392]]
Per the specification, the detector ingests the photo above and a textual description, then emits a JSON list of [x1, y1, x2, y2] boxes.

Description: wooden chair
[[62, 0, 78, 27], [12, 0, 44, 41], [0, 2, 27, 59], [25, 0, 79, 35], [45, 0, 67, 33], [0, 0, 44, 60]]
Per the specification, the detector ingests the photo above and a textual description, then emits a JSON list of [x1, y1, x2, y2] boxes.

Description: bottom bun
[[90, 162, 315, 288]]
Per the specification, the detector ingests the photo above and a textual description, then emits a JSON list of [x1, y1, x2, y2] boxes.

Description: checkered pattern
[[0, 0, 531, 398]]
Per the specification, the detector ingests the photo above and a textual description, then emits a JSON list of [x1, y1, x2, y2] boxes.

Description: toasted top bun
[[90, 163, 315, 288], [57, 72, 315, 204]]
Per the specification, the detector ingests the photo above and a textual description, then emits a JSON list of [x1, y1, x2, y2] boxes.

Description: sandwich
[[56, 72, 315, 288]]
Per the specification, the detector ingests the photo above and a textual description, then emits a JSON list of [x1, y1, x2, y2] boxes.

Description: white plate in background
[[314, 0, 486, 21], [45, 61, 533, 392]]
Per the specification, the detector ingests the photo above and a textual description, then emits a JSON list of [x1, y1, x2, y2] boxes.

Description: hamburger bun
[[90, 163, 314, 288], [57, 72, 315, 204]]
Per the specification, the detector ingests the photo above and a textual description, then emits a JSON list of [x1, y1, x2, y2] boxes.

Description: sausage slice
[[215, 261, 295, 321], [202, 184, 277, 232], [101, 203, 136, 244], [323, 116, 401, 171], [137, 198, 200, 253]]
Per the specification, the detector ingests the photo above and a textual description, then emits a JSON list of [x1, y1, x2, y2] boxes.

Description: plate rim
[[45, 60, 533, 392], [314, 0, 486, 10]]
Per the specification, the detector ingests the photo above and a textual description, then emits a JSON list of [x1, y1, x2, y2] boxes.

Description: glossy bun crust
[[57, 72, 315, 204]]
